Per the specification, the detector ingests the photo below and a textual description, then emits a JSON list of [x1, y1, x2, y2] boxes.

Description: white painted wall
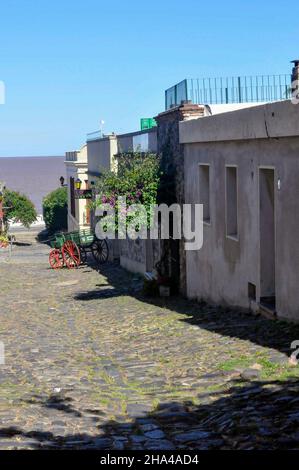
[[65, 144, 89, 232]]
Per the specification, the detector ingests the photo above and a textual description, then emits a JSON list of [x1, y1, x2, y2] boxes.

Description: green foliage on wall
[[43, 187, 68, 233], [95, 152, 160, 233]]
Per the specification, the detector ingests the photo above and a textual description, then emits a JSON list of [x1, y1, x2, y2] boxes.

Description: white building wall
[[181, 100, 299, 322], [65, 145, 89, 232]]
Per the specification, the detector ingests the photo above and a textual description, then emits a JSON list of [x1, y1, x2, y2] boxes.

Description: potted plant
[[0, 234, 9, 248]]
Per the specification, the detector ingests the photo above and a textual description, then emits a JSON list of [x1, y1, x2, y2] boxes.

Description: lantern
[[75, 178, 82, 190]]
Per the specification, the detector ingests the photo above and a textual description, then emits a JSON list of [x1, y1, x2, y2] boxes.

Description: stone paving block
[[1, 233, 299, 449]]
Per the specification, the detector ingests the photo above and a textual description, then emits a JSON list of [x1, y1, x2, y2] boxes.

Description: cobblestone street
[[1, 231, 299, 450]]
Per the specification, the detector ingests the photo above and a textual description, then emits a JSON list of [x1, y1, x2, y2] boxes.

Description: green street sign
[[75, 189, 92, 200], [140, 118, 157, 130]]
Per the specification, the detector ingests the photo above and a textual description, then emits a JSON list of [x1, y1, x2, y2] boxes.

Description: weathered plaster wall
[[182, 100, 299, 322], [118, 237, 162, 276], [119, 238, 146, 274]]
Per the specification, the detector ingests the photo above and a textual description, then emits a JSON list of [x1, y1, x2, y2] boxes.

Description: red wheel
[[49, 249, 63, 269], [62, 240, 81, 269]]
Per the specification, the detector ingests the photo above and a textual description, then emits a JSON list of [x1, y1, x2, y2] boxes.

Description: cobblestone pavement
[[1, 231, 299, 450]]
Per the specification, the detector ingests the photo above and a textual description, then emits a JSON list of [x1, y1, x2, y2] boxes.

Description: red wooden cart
[[49, 229, 108, 270]]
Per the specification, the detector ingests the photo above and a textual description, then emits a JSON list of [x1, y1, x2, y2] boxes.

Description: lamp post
[[0, 191, 3, 234], [0, 181, 5, 234]]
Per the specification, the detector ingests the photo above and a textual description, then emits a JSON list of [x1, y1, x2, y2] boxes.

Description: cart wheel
[[91, 239, 109, 264], [80, 247, 87, 264], [62, 240, 81, 269], [49, 249, 63, 269]]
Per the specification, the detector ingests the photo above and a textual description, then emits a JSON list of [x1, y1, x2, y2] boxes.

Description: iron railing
[[165, 75, 292, 109], [86, 130, 103, 142]]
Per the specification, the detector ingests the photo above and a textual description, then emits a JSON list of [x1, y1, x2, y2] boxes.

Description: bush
[[2, 189, 37, 230], [43, 187, 68, 233]]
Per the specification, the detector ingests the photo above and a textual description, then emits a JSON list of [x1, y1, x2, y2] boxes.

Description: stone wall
[[155, 102, 205, 294], [119, 237, 162, 275], [119, 238, 146, 274]]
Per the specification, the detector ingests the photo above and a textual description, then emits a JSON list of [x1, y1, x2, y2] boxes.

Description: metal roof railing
[[86, 130, 103, 142], [165, 75, 292, 109]]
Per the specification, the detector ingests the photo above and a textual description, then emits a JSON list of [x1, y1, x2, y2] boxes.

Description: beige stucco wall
[[117, 128, 157, 153], [87, 135, 118, 178], [65, 145, 89, 232], [87, 129, 157, 180], [181, 100, 299, 322]]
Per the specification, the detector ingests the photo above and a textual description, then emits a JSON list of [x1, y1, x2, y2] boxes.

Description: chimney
[[291, 60, 299, 93]]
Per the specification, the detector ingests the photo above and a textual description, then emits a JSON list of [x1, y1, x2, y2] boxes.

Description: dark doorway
[[259, 168, 276, 311]]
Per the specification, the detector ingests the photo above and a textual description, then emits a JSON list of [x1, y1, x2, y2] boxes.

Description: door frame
[[258, 165, 276, 304]]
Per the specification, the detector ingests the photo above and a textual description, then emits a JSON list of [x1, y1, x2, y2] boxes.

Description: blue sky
[[0, 0, 298, 156]]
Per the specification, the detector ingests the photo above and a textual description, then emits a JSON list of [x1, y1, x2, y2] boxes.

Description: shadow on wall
[[2, 377, 299, 449]]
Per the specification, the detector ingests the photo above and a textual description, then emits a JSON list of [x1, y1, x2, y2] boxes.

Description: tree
[[43, 187, 68, 233], [2, 189, 37, 230]]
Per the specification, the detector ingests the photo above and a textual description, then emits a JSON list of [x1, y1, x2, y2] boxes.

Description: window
[[199, 164, 210, 223], [226, 166, 238, 237], [248, 282, 256, 301], [70, 177, 76, 218]]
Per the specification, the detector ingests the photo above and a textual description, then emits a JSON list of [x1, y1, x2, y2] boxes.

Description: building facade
[[65, 127, 158, 262], [86, 128, 157, 183], [181, 99, 299, 322], [65, 145, 89, 232], [87, 134, 118, 180]]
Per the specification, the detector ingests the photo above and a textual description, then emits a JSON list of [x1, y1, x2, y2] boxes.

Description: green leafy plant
[[43, 187, 68, 233], [94, 152, 161, 234], [2, 189, 37, 230], [0, 234, 9, 248]]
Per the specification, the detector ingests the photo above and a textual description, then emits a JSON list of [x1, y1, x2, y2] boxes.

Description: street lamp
[[60, 176, 65, 186], [75, 178, 82, 190]]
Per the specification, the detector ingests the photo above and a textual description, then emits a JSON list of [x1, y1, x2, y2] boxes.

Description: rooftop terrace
[[165, 75, 292, 110]]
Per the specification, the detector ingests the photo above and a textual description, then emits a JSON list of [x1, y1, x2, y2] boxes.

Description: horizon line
[[0, 155, 64, 158]]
